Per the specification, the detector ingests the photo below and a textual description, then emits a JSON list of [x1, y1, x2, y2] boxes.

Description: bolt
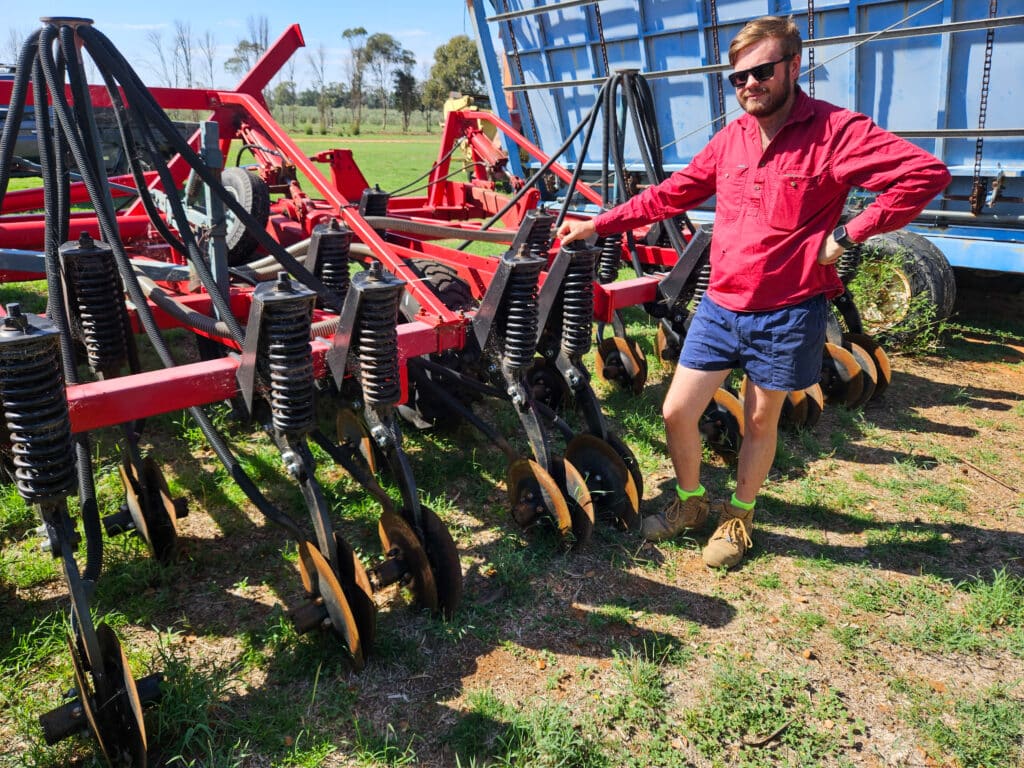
[[2, 303, 28, 333]]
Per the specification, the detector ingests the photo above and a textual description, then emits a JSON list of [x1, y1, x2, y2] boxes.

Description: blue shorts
[[679, 294, 828, 391]]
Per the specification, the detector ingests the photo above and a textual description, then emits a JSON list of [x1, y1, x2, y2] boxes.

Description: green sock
[[676, 484, 706, 501], [730, 493, 755, 511]]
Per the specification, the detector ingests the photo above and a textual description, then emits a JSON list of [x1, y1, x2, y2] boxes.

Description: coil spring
[[596, 233, 622, 284], [0, 332, 76, 502], [64, 241, 128, 374], [356, 289, 401, 407], [500, 261, 544, 372], [689, 259, 712, 310], [561, 249, 595, 358], [837, 247, 862, 284], [261, 297, 316, 435], [522, 220, 553, 261], [311, 221, 352, 303]]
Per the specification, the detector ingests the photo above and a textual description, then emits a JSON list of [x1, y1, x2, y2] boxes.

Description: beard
[[737, 67, 793, 118]]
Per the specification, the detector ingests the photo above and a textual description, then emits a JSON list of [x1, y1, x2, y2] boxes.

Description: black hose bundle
[[0, 19, 313, 551], [457, 70, 693, 277]]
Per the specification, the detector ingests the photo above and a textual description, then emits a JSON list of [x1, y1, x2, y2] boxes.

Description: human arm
[[828, 113, 951, 245], [555, 218, 597, 245]]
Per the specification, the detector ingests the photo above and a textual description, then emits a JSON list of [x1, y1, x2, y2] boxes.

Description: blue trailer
[[468, 0, 1024, 323]]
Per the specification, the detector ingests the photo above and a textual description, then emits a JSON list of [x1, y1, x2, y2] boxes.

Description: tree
[[342, 27, 368, 131], [197, 30, 217, 88], [172, 21, 194, 89], [393, 70, 421, 133], [145, 30, 175, 87], [363, 33, 414, 131], [423, 35, 484, 110], [224, 15, 269, 77], [307, 43, 331, 133]]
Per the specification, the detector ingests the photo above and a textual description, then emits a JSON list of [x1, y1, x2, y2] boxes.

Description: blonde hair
[[728, 16, 802, 65]]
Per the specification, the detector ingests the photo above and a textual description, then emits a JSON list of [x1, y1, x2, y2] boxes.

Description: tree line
[[4, 16, 486, 135]]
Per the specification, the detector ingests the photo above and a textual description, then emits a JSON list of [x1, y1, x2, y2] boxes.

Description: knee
[[663, 393, 697, 429]]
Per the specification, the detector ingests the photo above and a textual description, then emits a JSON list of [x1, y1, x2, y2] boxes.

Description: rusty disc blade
[[378, 508, 440, 615], [565, 434, 640, 530], [779, 387, 810, 430], [298, 541, 364, 668], [802, 383, 824, 428], [821, 342, 865, 407], [337, 407, 378, 474], [414, 506, 463, 619], [333, 532, 377, 650], [68, 635, 109, 764], [844, 332, 892, 399], [507, 457, 572, 534], [655, 324, 679, 371], [96, 623, 147, 767], [700, 388, 744, 456], [843, 341, 878, 408], [604, 431, 644, 500], [526, 357, 570, 412], [556, 458, 595, 549], [596, 336, 648, 394]]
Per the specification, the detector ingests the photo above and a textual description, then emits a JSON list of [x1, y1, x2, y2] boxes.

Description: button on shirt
[[593, 89, 951, 312]]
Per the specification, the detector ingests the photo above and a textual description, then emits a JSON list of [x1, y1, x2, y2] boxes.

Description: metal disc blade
[[378, 508, 440, 615], [844, 332, 892, 398], [299, 541, 364, 668], [507, 458, 572, 535], [556, 458, 595, 549], [565, 434, 640, 529], [821, 342, 865, 407], [596, 336, 648, 394]]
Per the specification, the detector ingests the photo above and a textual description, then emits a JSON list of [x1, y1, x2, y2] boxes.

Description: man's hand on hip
[[818, 234, 845, 266]]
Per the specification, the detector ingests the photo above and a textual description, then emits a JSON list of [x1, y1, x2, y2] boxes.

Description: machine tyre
[[222, 166, 270, 266]]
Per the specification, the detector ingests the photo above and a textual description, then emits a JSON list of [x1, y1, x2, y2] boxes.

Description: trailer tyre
[[852, 230, 955, 344], [221, 166, 270, 265]]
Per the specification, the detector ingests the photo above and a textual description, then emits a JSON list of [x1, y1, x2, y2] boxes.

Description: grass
[[3, 127, 1024, 767]]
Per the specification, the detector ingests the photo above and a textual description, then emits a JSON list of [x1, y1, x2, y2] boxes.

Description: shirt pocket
[[768, 172, 821, 230], [716, 165, 748, 223]]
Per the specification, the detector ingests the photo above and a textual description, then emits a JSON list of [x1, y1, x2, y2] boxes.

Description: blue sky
[[2, 1, 476, 87]]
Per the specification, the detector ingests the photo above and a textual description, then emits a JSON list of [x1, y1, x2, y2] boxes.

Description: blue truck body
[[469, 0, 1024, 276]]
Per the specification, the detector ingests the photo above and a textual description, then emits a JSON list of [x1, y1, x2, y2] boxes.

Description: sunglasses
[[727, 55, 793, 88]]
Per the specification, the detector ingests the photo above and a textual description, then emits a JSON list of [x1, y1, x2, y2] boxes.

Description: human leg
[[641, 365, 730, 541]]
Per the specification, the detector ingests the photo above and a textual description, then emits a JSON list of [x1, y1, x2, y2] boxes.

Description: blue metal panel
[[472, 0, 1024, 273]]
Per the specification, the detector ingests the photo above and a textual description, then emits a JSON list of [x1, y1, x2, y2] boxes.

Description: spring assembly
[[0, 306, 77, 503], [522, 220, 553, 261], [354, 264, 403, 407], [259, 278, 316, 435], [59, 234, 129, 376], [309, 219, 353, 305], [836, 247, 862, 285], [560, 248, 596, 358], [499, 260, 545, 373], [689, 259, 712, 311], [596, 233, 622, 284]]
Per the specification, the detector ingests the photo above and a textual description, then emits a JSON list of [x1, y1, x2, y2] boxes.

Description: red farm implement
[[0, 18, 886, 766]]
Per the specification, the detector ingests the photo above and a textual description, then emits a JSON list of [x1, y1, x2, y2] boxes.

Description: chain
[[807, 0, 816, 98], [593, 2, 610, 76], [970, 0, 998, 215], [501, 0, 540, 145], [707, 0, 726, 130]]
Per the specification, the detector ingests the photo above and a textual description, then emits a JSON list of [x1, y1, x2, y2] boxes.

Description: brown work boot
[[702, 502, 754, 569], [641, 494, 709, 542]]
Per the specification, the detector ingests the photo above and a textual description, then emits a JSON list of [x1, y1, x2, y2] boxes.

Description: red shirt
[[593, 89, 951, 312]]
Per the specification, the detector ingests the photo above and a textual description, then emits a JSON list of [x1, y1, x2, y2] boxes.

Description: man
[[557, 16, 950, 569]]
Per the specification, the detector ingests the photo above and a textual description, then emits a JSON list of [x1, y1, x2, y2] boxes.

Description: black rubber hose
[[455, 77, 611, 250], [81, 26, 341, 312], [0, 30, 40, 204]]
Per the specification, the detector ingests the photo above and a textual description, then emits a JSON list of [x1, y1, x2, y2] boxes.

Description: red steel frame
[[0, 23, 681, 437]]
